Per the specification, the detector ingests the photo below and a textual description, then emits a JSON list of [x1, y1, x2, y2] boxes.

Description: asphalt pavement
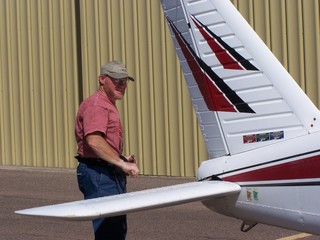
[[1, 166, 319, 240]]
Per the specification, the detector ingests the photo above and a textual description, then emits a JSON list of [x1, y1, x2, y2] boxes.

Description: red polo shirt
[[75, 91, 123, 157]]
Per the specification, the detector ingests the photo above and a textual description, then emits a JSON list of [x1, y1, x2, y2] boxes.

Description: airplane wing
[[15, 181, 240, 221]]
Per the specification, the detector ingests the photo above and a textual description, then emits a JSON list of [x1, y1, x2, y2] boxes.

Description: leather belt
[[76, 156, 114, 168]]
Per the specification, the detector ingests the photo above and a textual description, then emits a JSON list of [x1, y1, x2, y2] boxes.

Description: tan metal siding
[[0, 0, 79, 168], [0, 0, 319, 177]]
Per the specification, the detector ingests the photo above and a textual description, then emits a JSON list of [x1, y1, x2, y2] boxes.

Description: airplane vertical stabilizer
[[161, 0, 320, 158]]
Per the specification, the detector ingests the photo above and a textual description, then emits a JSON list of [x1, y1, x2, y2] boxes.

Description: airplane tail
[[161, 0, 320, 159]]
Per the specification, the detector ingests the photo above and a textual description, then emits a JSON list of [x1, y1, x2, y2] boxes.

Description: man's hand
[[125, 155, 137, 164], [119, 155, 139, 177]]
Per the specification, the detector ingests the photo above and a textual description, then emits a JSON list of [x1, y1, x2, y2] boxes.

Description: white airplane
[[16, 0, 320, 235]]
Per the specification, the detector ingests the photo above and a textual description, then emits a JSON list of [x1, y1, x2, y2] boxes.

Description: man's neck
[[98, 88, 116, 105]]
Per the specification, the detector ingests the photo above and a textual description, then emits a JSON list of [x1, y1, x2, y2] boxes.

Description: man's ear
[[98, 75, 105, 86]]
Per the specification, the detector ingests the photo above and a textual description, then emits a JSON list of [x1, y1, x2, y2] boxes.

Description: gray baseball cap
[[101, 61, 134, 81]]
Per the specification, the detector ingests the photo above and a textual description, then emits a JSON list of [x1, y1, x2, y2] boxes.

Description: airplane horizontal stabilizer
[[15, 181, 240, 221]]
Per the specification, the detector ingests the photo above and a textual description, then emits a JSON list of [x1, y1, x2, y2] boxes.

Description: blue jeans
[[77, 162, 127, 240]]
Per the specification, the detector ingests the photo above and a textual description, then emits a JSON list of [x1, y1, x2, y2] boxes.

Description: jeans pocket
[[77, 163, 101, 199], [76, 163, 88, 195]]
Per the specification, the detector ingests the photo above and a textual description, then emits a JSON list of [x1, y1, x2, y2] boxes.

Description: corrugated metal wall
[[1, 0, 319, 177], [0, 0, 79, 168]]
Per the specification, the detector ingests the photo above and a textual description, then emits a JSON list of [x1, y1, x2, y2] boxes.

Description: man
[[75, 61, 140, 239]]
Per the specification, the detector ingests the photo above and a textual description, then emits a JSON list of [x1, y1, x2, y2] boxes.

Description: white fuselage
[[198, 131, 320, 235]]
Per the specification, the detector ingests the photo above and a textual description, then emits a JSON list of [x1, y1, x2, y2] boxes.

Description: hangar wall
[[0, 0, 319, 177]]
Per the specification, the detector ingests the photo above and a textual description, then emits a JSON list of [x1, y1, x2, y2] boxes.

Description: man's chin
[[115, 91, 125, 100]]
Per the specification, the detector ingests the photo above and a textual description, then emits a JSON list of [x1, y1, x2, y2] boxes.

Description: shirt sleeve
[[82, 104, 108, 137]]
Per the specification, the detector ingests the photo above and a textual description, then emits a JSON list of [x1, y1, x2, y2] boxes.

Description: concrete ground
[[1, 166, 319, 240]]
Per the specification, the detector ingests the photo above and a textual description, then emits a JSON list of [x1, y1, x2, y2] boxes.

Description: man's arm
[[85, 132, 139, 176]]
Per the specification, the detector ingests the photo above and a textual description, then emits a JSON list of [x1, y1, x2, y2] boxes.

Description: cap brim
[[107, 72, 135, 81]]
